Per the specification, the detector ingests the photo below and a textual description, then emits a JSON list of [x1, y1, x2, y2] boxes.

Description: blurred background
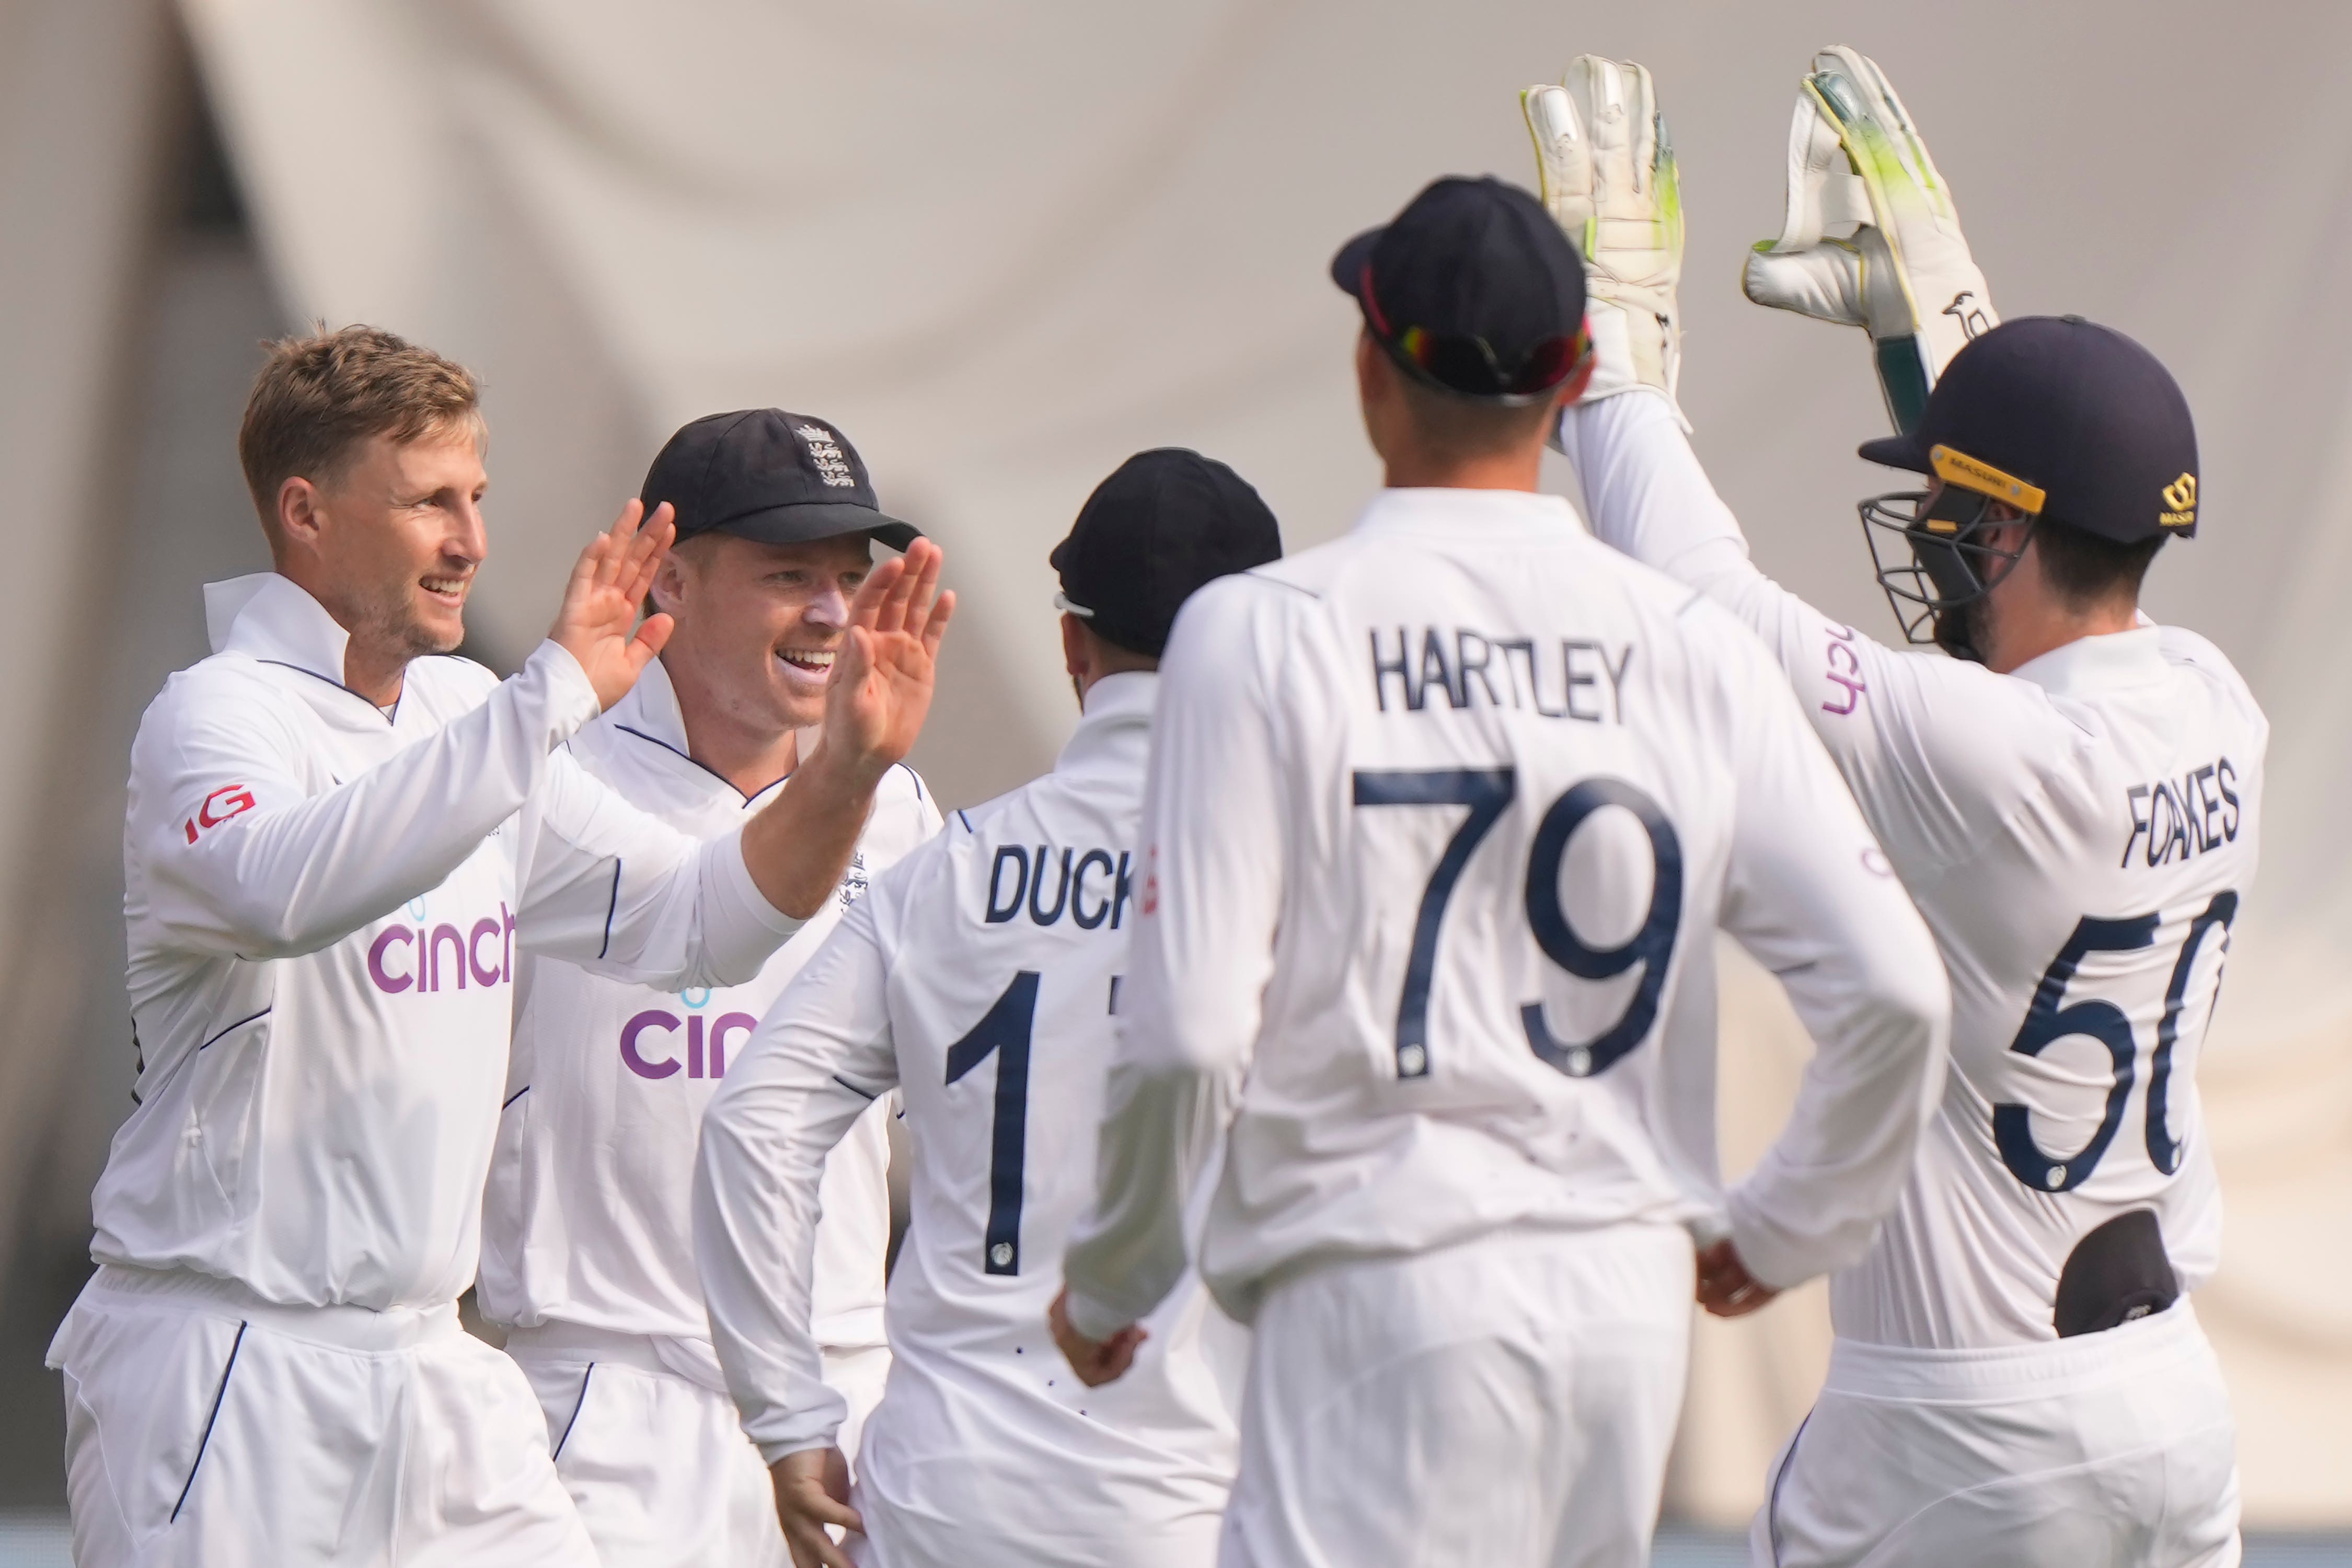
[[2, 0, 2348, 1552]]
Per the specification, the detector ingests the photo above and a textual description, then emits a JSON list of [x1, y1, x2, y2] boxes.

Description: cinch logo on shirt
[[1820, 623, 1866, 717], [621, 1003, 757, 1079], [366, 904, 515, 993]]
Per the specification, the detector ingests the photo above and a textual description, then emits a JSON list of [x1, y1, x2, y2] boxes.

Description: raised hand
[[1743, 47, 1997, 431], [812, 537, 954, 786], [1523, 57, 1685, 420], [548, 500, 677, 710], [737, 537, 953, 920]]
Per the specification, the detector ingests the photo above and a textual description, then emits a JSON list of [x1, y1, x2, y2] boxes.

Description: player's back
[[857, 671, 1240, 1557], [1830, 624, 2266, 1348], [1181, 488, 1804, 1316]]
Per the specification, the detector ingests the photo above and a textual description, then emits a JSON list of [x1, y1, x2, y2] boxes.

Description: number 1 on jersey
[[946, 971, 1040, 1274]]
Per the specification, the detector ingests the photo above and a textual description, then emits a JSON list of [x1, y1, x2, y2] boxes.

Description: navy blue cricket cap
[[1050, 449, 1282, 658], [641, 409, 919, 552], [1330, 176, 1589, 405], [1860, 316, 2201, 543]]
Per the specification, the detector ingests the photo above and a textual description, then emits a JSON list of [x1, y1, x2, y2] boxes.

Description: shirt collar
[[1057, 670, 1156, 778], [2008, 624, 2170, 699], [1350, 487, 1588, 540], [610, 656, 812, 805], [611, 654, 690, 751], [205, 572, 352, 684]]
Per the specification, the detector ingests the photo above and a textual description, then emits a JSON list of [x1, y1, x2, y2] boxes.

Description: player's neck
[[665, 670, 804, 797], [1380, 445, 1544, 493], [339, 635, 409, 707], [1984, 596, 2140, 676]]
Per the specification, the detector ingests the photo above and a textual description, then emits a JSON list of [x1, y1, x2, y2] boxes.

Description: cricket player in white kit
[[1055, 177, 1952, 1568], [478, 410, 943, 1568], [1525, 52, 2263, 1565], [48, 328, 950, 1567], [697, 448, 1284, 1568]]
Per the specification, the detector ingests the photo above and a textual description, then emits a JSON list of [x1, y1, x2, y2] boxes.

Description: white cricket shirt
[[1062, 489, 1950, 1336], [696, 673, 1242, 1549], [1559, 391, 2267, 1347], [477, 656, 936, 1352], [96, 574, 800, 1312]]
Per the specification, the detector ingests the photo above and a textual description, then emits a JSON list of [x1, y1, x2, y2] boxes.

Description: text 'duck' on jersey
[[696, 673, 1239, 1553], [1106, 489, 1949, 1323]]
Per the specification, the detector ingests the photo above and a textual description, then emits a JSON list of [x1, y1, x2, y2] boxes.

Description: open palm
[[823, 537, 954, 777], [549, 500, 677, 709]]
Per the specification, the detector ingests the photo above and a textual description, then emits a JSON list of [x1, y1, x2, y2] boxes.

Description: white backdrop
[[175, 0, 2352, 1523]]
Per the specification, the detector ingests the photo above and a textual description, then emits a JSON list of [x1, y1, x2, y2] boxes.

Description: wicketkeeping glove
[[1744, 46, 1996, 432], [1523, 56, 1687, 428]]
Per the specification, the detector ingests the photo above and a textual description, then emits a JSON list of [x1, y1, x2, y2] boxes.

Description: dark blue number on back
[[1521, 779, 1684, 1079], [1352, 769, 1682, 1082], [1351, 770, 1515, 1078], [945, 970, 1040, 1274], [1996, 890, 2238, 1193]]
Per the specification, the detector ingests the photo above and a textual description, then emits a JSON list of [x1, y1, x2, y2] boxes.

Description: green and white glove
[[1523, 56, 1686, 428], [1744, 46, 1996, 432]]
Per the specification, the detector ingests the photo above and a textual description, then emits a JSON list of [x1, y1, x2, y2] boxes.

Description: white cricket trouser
[[1219, 1223, 1692, 1568], [47, 1264, 592, 1567], [509, 1321, 892, 1568], [1753, 1301, 2241, 1567]]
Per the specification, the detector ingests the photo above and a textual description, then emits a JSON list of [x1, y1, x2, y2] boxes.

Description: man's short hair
[[2034, 514, 2164, 608], [1394, 370, 1559, 464], [238, 325, 483, 533]]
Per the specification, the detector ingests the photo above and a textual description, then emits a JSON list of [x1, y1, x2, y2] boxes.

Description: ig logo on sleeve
[[183, 785, 255, 844]]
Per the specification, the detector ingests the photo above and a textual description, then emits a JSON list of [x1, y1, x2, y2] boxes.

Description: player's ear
[[647, 547, 688, 618], [276, 475, 324, 550], [1355, 330, 1388, 404]]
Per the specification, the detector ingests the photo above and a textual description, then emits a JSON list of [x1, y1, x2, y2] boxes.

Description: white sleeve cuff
[[748, 1383, 847, 1467], [522, 638, 606, 737], [1060, 1288, 1135, 1344]]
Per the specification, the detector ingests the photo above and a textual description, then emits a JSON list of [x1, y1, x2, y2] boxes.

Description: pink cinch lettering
[[621, 1010, 683, 1078], [367, 927, 414, 993], [428, 924, 465, 990], [468, 919, 503, 986], [1821, 625, 1866, 717], [710, 1013, 756, 1079]]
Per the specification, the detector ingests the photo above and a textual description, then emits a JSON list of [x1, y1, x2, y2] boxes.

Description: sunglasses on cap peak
[[1361, 264, 1593, 406]]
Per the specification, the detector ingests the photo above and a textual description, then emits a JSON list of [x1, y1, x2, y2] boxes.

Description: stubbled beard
[[1931, 595, 1992, 664], [351, 578, 463, 664]]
